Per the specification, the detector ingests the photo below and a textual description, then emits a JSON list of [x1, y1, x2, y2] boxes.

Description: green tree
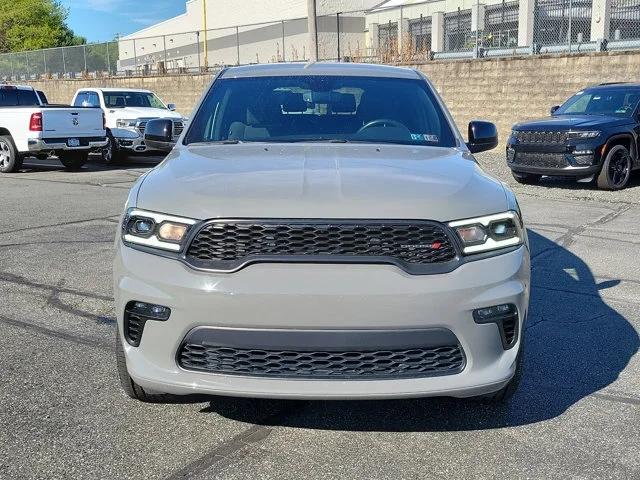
[[0, 0, 85, 53]]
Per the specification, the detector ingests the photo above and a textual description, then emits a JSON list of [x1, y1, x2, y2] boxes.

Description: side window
[[73, 92, 88, 107]]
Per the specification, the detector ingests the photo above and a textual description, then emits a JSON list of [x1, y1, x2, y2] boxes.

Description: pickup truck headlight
[[449, 211, 524, 254], [122, 208, 197, 251], [117, 119, 139, 128], [566, 130, 600, 139]]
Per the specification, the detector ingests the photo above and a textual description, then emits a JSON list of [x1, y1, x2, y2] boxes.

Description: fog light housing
[[123, 301, 171, 347], [473, 303, 519, 349]]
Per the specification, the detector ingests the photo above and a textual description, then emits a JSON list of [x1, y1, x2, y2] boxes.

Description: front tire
[[59, 151, 88, 171], [511, 171, 542, 185], [0, 135, 23, 173], [115, 331, 173, 403], [102, 131, 123, 164], [597, 144, 632, 190], [476, 343, 524, 404]]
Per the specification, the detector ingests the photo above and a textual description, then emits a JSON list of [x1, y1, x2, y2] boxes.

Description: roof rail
[[598, 82, 630, 86]]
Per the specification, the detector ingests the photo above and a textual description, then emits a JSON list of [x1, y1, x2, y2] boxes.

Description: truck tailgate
[[42, 108, 104, 138]]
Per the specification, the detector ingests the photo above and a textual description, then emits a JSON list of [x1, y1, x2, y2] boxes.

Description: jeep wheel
[[597, 145, 632, 190], [59, 151, 88, 171], [511, 171, 542, 185], [0, 135, 23, 173]]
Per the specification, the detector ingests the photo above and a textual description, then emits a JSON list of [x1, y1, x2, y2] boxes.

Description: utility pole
[[307, 0, 318, 62], [202, 0, 208, 69]]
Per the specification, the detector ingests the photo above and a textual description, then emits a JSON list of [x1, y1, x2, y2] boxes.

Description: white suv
[[71, 88, 185, 162], [115, 63, 530, 403]]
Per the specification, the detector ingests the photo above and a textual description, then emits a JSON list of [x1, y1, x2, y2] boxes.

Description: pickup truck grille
[[514, 130, 568, 144], [173, 121, 184, 137], [136, 120, 183, 137], [185, 220, 458, 273]]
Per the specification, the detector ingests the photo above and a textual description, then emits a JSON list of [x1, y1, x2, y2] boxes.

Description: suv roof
[[219, 62, 422, 80], [83, 88, 153, 93]]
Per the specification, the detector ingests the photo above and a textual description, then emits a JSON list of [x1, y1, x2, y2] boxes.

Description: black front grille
[[178, 344, 465, 379], [514, 130, 568, 144], [511, 152, 569, 169], [185, 220, 457, 273]]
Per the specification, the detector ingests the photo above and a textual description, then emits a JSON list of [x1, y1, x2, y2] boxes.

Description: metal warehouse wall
[[26, 50, 640, 144]]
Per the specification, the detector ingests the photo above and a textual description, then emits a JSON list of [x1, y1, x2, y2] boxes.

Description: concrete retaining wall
[[27, 50, 640, 144]]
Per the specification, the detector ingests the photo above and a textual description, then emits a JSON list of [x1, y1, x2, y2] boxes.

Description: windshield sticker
[[411, 133, 439, 142]]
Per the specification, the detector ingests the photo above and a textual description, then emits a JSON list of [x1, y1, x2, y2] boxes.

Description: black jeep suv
[[507, 83, 640, 190]]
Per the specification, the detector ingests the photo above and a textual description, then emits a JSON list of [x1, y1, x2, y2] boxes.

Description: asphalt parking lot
[[1, 152, 639, 480]]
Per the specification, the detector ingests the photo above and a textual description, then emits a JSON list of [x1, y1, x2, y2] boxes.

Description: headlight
[[122, 208, 197, 251], [117, 119, 138, 128], [449, 211, 524, 254], [566, 130, 600, 139]]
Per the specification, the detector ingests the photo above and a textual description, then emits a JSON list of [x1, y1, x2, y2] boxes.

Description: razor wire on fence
[[4, 0, 640, 81]]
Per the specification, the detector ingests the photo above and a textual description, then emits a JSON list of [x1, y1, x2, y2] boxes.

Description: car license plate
[[68, 138, 80, 147]]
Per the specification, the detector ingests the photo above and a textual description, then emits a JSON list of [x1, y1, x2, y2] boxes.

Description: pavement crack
[[165, 403, 305, 480], [591, 392, 640, 406], [0, 314, 112, 351], [0, 214, 121, 235], [0, 271, 113, 302]]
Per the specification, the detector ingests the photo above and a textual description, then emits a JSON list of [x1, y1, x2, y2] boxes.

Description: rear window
[[0, 88, 40, 107], [184, 75, 456, 147]]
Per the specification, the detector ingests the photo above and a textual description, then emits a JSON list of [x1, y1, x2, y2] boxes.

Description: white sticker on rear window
[[411, 133, 439, 142]]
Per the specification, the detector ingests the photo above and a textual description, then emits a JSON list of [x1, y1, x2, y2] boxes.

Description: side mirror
[[144, 118, 175, 152], [550, 105, 560, 115], [466, 121, 498, 154], [167, 103, 177, 111]]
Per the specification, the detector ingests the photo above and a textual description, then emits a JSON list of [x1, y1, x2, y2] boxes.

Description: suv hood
[[107, 107, 183, 120], [137, 144, 508, 222], [514, 114, 632, 130]]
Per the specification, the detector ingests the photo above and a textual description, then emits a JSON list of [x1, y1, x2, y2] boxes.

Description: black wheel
[[511, 171, 542, 185], [0, 135, 23, 173], [476, 342, 524, 404], [59, 151, 88, 171], [597, 144, 632, 190], [115, 331, 173, 403], [102, 131, 123, 164]]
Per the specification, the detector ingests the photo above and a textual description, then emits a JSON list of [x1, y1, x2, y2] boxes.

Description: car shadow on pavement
[[205, 230, 639, 431]]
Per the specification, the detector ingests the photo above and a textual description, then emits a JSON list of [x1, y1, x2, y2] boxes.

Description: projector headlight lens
[[122, 208, 197, 251]]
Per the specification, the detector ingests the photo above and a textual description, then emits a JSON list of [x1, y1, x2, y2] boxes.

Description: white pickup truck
[[71, 88, 185, 163], [0, 84, 107, 173]]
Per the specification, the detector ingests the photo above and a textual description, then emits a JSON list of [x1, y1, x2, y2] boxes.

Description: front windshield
[[184, 75, 457, 147], [555, 88, 640, 117], [103, 91, 167, 109]]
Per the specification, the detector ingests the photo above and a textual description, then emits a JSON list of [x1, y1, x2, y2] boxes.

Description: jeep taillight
[[29, 112, 43, 131], [102, 112, 106, 130]]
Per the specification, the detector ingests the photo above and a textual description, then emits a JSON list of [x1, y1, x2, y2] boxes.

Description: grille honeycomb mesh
[[178, 343, 465, 378], [186, 221, 456, 270]]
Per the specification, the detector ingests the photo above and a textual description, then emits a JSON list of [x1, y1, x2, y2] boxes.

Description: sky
[[61, 0, 187, 42]]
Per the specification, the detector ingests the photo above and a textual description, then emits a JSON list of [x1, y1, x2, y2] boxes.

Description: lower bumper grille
[[511, 152, 569, 169], [177, 327, 465, 379]]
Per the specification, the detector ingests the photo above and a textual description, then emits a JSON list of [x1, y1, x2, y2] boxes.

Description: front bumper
[[111, 127, 180, 153], [28, 137, 108, 152], [114, 245, 530, 399]]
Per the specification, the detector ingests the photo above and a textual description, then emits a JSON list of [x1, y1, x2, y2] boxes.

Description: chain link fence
[[5, 0, 640, 81]]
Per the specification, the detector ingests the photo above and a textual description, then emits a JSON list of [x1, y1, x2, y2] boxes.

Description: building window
[[409, 16, 432, 52], [484, 1, 520, 48], [444, 9, 472, 52], [378, 22, 398, 53]]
